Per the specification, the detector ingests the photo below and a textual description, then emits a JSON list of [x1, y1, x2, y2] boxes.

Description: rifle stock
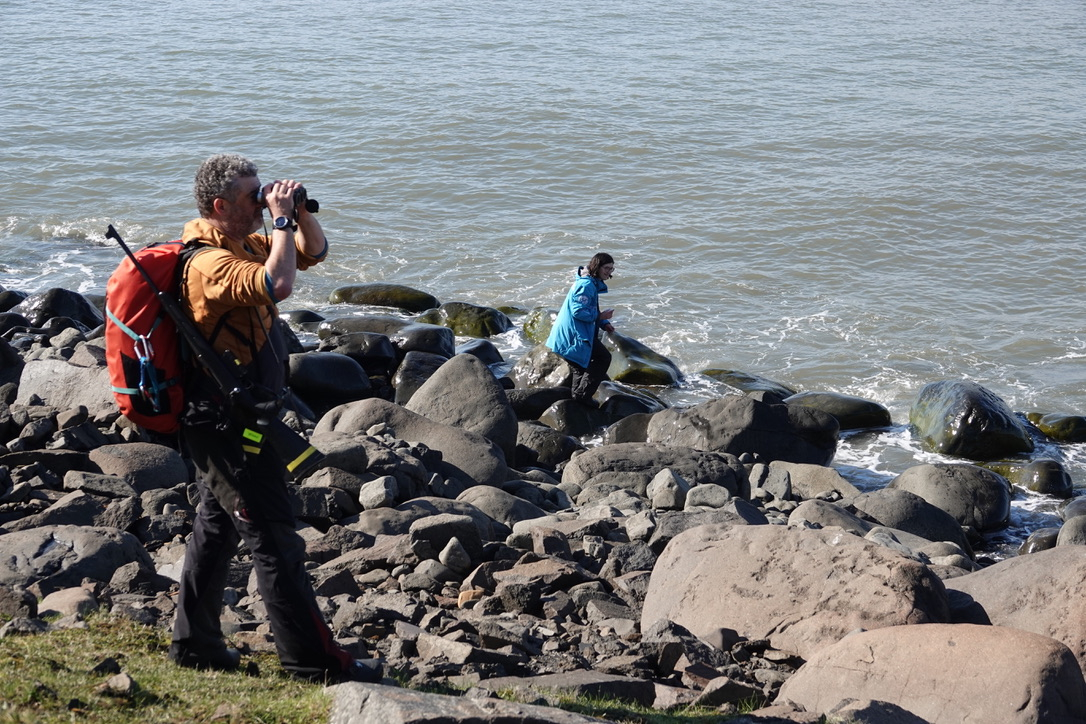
[[105, 225, 325, 480]]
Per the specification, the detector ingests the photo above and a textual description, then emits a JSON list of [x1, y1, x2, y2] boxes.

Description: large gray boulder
[[645, 395, 838, 466], [0, 525, 155, 596], [850, 487, 972, 553], [15, 359, 114, 414], [945, 546, 1086, 672], [909, 380, 1033, 460], [641, 524, 949, 660], [561, 442, 745, 493], [984, 457, 1074, 498], [889, 463, 1012, 533], [317, 331, 397, 378], [87, 442, 189, 494], [405, 354, 518, 463], [315, 398, 511, 487], [776, 624, 1086, 724]]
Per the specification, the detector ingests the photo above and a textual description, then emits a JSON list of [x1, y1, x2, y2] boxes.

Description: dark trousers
[[172, 421, 351, 675], [570, 334, 612, 402]]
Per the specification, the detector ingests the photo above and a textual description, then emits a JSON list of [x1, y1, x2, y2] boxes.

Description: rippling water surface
[[3, 0, 1086, 552]]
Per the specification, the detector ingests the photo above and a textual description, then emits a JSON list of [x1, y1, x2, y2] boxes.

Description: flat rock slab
[[329, 682, 611, 723]]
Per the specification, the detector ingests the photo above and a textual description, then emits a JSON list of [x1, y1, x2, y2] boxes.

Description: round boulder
[[508, 344, 572, 390], [850, 487, 971, 553], [13, 288, 104, 329], [288, 352, 371, 418], [516, 421, 584, 470], [783, 391, 892, 430], [888, 463, 1012, 533], [909, 380, 1033, 460], [984, 458, 1074, 498], [457, 485, 549, 536], [646, 395, 839, 466], [392, 350, 448, 405]]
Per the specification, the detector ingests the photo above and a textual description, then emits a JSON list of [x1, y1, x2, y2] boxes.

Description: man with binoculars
[[168, 153, 382, 683]]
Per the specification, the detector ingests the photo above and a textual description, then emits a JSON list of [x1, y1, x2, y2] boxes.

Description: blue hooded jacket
[[546, 267, 608, 369]]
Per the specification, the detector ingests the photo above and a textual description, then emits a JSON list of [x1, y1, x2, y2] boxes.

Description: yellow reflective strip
[[242, 444, 262, 455], [286, 446, 318, 473], [242, 428, 264, 443]]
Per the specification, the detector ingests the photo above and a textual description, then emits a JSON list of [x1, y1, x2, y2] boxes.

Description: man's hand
[[263, 179, 301, 220]]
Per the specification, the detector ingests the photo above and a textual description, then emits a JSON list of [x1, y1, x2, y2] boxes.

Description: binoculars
[[256, 186, 320, 214]]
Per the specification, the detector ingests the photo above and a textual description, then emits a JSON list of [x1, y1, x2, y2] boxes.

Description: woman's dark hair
[[586, 252, 614, 278]]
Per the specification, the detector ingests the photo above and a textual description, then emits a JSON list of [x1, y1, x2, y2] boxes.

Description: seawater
[[3, 0, 1086, 554]]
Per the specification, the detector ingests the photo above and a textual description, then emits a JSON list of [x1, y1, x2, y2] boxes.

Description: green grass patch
[[0, 614, 783, 724], [0, 614, 330, 724]]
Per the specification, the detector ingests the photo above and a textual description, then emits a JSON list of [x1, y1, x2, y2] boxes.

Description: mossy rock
[[605, 333, 682, 386], [522, 307, 557, 345], [415, 301, 513, 338], [700, 369, 797, 398], [1031, 413, 1086, 443], [982, 458, 1074, 498], [329, 283, 438, 313]]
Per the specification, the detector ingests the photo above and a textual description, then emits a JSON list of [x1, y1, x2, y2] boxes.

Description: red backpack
[[105, 240, 202, 433]]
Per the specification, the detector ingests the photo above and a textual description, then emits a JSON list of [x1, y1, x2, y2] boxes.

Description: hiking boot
[[169, 643, 242, 671]]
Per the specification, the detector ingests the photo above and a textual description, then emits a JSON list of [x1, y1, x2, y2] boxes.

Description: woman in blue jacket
[[546, 252, 616, 404]]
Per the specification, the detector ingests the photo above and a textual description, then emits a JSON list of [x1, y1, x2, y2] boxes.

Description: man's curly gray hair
[[194, 153, 258, 218]]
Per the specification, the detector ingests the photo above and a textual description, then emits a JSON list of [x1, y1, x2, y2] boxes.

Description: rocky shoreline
[[1, 282, 1086, 723]]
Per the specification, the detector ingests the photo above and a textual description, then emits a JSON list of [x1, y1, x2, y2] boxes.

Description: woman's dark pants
[[570, 335, 612, 402]]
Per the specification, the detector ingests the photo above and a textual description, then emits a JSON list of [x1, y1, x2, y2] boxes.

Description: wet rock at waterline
[[329, 282, 439, 313], [910, 380, 1033, 460]]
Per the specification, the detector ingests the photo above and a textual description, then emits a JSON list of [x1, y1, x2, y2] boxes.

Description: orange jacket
[[180, 218, 324, 369]]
